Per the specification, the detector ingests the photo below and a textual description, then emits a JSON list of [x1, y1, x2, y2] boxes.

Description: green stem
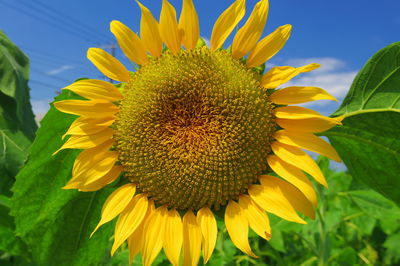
[[316, 185, 329, 266]]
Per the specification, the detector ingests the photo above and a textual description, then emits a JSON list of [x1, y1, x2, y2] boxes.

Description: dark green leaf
[[334, 247, 357, 266], [0, 31, 37, 137], [0, 31, 37, 195], [11, 91, 114, 266], [324, 42, 400, 205], [0, 31, 37, 260], [383, 233, 400, 263], [0, 203, 27, 257]]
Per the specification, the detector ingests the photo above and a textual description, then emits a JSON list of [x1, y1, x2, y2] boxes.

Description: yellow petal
[[128, 200, 155, 264], [248, 184, 306, 224], [274, 130, 341, 162], [54, 128, 113, 154], [274, 106, 331, 119], [67, 150, 118, 187], [270, 86, 337, 104], [261, 63, 320, 88], [267, 155, 317, 207], [246, 24, 292, 68], [111, 194, 149, 255], [210, 0, 246, 50], [137, 1, 163, 57], [259, 175, 315, 219], [53, 99, 119, 118], [163, 209, 183, 266], [76, 165, 122, 192], [276, 118, 341, 133], [238, 195, 271, 240], [62, 117, 115, 140], [225, 200, 258, 258], [271, 142, 328, 187], [274, 106, 342, 133], [159, 0, 181, 54], [63, 79, 123, 101], [182, 210, 202, 266], [232, 0, 269, 59], [71, 140, 113, 177], [82, 153, 119, 185], [110, 20, 148, 65], [91, 183, 136, 237], [196, 207, 217, 264], [87, 48, 130, 82], [141, 206, 168, 266], [178, 0, 200, 50]]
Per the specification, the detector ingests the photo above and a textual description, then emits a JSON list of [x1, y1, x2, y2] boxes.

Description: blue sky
[[1, 0, 399, 119]]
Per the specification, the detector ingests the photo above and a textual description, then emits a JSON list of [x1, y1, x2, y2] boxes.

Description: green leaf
[[0, 31, 37, 195], [10, 91, 114, 266], [324, 42, 400, 205], [334, 247, 357, 266], [383, 232, 400, 263], [0, 31, 37, 260]]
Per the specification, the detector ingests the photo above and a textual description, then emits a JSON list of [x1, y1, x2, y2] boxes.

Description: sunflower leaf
[[323, 42, 400, 205], [0, 31, 37, 261], [0, 31, 37, 195], [10, 90, 114, 266]]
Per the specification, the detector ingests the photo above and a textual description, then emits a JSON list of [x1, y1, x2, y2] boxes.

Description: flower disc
[[115, 47, 276, 210]]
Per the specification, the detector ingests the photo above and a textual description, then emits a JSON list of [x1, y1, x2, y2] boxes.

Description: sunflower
[[53, 0, 342, 265]]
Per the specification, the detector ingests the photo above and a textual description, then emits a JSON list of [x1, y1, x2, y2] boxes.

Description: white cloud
[[283, 57, 358, 104], [31, 99, 51, 123], [46, 65, 74, 75]]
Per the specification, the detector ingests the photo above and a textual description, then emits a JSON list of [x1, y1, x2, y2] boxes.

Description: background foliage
[[0, 32, 399, 265]]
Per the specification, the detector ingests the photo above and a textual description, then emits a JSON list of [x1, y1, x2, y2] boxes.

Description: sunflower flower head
[[53, 0, 342, 265]]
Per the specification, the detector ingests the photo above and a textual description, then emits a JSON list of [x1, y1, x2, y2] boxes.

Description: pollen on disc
[[114, 47, 276, 210]]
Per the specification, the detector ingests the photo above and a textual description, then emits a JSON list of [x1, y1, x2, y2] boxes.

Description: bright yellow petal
[[182, 210, 202, 266], [67, 150, 118, 187], [248, 184, 306, 224], [62, 117, 115, 139], [261, 63, 320, 88], [274, 130, 341, 162], [246, 24, 292, 67], [238, 195, 271, 240], [163, 209, 183, 266], [276, 117, 341, 133], [141, 206, 168, 266], [271, 142, 328, 187], [110, 20, 148, 65], [111, 194, 149, 255], [178, 0, 199, 50], [267, 155, 317, 207], [196, 207, 217, 264], [71, 140, 113, 177], [76, 165, 122, 192], [128, 200, 155, 264], [87, 48, 130, 82], [259, 175, 315, 219], [159, 0, 181, 54], [54, 128, 113, 154], [63, 79, 123, 101], [232, 0, 269, 59], [91, 183, 136, 237], [137, 1, 163, 57], [225, 200, 258, 258], [53, 99, 119, 118], [82, 153, 119, 185], [210, 0, 245, 50], [274, 106, 342, 133], [270, 86, 337, 104], [274, 106, 331, 119]]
